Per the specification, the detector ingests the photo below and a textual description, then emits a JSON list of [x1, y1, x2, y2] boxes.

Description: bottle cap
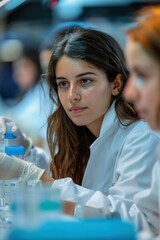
[[5, 146, 25, 156], [5, 131, 16, 139]]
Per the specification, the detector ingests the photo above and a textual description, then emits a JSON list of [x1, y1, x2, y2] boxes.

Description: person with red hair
[[124, 6, 160, 239]]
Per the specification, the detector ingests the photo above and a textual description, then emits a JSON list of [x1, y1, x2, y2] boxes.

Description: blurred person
[[0, 36, 49, 151], [0, 62, 19, 101], [124, 6, 160, 239], [12, 46, 41, 95], [0, 34, 23, 103], [0, 28, 159, 223]]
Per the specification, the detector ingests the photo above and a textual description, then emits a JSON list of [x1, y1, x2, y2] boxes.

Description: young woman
[[0, 29, 158, 219], [124, 6, 160, 238]]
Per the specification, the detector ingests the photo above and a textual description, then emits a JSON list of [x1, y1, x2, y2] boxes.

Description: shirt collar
[[99, 101, 117, 137]]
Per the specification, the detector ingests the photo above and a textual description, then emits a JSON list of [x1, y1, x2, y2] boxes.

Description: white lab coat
[[51, 103, 159, 219], [129, 147, 160, 236]]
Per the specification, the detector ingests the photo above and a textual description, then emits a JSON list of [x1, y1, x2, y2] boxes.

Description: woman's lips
[[69, 106, 87, 113]]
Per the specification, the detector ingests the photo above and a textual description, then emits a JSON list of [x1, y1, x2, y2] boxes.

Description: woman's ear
[[111, 74, 123, 96]]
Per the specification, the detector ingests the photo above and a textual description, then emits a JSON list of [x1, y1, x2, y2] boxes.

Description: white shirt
[[129, 147, 160, 236], [51, 103, 159, 219]]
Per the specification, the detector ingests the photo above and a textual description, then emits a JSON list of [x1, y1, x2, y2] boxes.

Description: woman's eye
[[80, 79, 93, 86], [134, 72, 150, 88], [135, 78, 145, 88], [57, 81, 69, 89]]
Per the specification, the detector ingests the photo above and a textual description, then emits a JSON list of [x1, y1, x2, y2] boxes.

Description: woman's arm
[[40, 172, 54, 183], [40, 173, 76, 216]]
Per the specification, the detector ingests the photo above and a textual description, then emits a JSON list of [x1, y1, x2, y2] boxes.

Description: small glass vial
[[5, 146, 25, 159]]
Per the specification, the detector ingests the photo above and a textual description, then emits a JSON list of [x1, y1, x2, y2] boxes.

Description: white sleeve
[[102, 125, 158, 219], [129, 162, 160, 235], [51, 126, 158, 219]]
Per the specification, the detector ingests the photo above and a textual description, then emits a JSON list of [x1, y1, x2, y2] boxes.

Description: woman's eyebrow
[[56, 77, 66, 81], [76, 72, 97, 78], [56, 72, 97, 81]]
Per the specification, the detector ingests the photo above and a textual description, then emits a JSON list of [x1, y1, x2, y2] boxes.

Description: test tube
[[30, 147, 38, 165], [4, 122, 16, 148]]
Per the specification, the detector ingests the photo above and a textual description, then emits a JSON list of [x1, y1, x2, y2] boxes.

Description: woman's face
[[13, 57, 39, 92], [124, 38, 160, 130], [55, 55, 114, 137]]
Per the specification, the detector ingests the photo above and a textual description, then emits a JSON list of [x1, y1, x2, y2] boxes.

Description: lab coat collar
[[152, 130, 160, 139], [99, 101, 117, 137]]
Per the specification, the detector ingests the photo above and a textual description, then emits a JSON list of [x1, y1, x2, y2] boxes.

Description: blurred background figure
[[0, 33, 50, 150], [12, 44, 41, 96]]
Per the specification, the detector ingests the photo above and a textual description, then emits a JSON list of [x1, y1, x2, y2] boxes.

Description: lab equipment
[[5, 146, 25, 159], [6, 218, 136, 240], [4, 122, 16, 148], [0, 122, 16, 153], [10, 187, 67, 229]]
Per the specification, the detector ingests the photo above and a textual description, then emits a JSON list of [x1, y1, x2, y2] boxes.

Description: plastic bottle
[[5, 146, 25, 159], [4, 179, 22, 207], [0, 122, 16, 153], [38, 187, 63, 222], [0, 196, 12, 229], [4, 122, 16, 148], [10, 187, 74, 231]]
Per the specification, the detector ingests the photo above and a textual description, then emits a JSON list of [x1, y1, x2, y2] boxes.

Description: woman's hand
[[63, 201, 76, 216], [0, 152, 44, 181], [0, 117, 33, 155]]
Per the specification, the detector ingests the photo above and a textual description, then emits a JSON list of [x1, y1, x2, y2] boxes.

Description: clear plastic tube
[[4, 122, 16, 148], [30, 147, 37, 165]]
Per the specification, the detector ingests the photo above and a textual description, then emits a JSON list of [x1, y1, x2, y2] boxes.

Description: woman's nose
[[68, 85, 81, 101], [124, 78, 139, 103]]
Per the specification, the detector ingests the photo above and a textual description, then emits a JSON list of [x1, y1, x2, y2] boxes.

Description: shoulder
[[123, 120, 159, 144], [125, 119, 152, 134]]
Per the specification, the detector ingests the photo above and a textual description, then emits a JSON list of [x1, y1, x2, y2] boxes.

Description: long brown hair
[[47, 29, 139, 184]]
